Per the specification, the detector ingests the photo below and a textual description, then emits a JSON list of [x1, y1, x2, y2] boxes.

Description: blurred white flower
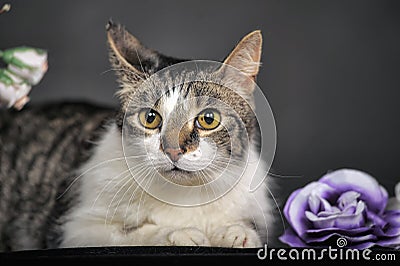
[[2, 47, 48, 85], [0, 69, 32, 110], [0, 3, 11, 14], [386, 182, 400, 211]]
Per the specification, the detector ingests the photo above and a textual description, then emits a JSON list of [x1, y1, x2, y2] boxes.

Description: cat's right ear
[[106, 21, 153, 83], [106, 20, 183, 84]]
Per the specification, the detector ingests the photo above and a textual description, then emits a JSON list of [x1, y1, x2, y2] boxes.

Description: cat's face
[[107, 22, 262, 186], [122, 80, 256, 186]]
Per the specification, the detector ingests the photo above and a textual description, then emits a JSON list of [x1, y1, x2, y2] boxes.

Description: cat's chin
[[158, 167, 210, 186]]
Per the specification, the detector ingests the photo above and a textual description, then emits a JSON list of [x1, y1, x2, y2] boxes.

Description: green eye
[[139, 109, 162, 129], [196, 109, 221, 130]]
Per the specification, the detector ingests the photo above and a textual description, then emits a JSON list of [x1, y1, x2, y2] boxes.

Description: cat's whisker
[[110, 179, 136, 227], [215, 156, 303, 179], [198, 170, 219, 200], [135, 170, 157, 227], [100, 67, 146, 82], [241, 194, 268, 245], [57, 154, 149, 200], [204, 165, 246, 191], [116, 167, 155, 228], [198, 170, 211, 184], [207, 162, 243, 174], [104, 173, 134, 225], [213, 158, 253, 167], [211, 161, 250, 173], [205, 157, 279, 243], [107, 166, 154, 233], [105, 165, 151, 225], [267, 171, 303, 179], [251, 193, 271, 245], [213, 156, 250, 164], [101, 63, 147, 81], [91, 162, 148, 209], [100, 68, 119, 76], [122, 179, 144, 234], [265, 184, 286, 232], [91, 168, 132, 209], [197, 170, 210, 191], [132, 44, 151, 80]]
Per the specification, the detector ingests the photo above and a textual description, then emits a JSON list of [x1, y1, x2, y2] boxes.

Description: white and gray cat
[[0, 22, 274, 251]]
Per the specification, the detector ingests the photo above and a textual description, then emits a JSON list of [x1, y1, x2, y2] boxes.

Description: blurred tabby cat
[[0, 22, 273, 251]]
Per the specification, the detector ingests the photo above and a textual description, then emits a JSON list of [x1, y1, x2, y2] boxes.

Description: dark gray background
[[1, 0, 399, 225]]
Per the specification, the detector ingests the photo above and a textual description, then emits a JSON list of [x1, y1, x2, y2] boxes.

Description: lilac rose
[[279, 169, 400, 249], [387, 182, 400, 211]]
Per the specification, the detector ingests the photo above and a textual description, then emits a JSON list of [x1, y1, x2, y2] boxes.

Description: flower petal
[[319, 169, 388, 214], [303, 232, 377, 245], [387, 183, 400, 211], [0, 70, 31, 108], [317, 209, 341, 217], [3, 47, 48, 86], [376, 235, 400, 249], [278, 228, 308, 247], [284, 182, 336, 237], [387, 197, 400, 211], [14, 50, 47, 68], [306, 202, 365, 230], [279, 228, 380, 249], [334, 201, 366, 229], [373, 225, 400, 238], [385, 227, 400, 237], [342, 205, 356, 215], [305, 211, 335, 228], [306, 226, 373, 236], [366, 210, 387, 227], [8, 64, 47, 85], [319, 197, 333, 212], [383, 210, 400, 227], [337, 191, 360, 210], [308, 193, 320, 214]]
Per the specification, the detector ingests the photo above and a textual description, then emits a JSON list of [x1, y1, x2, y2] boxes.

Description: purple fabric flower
[[387, 182, 400, 211], [279, 169, 400, 249]]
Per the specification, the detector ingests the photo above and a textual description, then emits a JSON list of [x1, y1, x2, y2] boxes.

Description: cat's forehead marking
[[162, 87, 182, 116]]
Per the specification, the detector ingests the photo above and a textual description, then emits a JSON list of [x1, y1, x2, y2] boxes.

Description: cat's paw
[[210, 224, 261, 248], [167, 227, 211, 246]]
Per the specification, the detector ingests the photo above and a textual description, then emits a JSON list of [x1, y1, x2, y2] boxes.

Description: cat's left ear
[[220, 30, 262, 96]]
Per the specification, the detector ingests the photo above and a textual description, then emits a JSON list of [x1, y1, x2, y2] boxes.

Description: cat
[[0, 21, 275, 251]]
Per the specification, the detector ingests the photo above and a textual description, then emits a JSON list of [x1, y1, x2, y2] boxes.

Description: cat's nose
[[164, 148, 183, 163]]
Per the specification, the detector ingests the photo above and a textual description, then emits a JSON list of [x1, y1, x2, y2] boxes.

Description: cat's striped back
[[0, 102, 115, 250]]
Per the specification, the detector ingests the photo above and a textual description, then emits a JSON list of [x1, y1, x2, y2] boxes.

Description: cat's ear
[[220, 30, 263, 97], [106, 21, 184, 83], [223, 30, 262, 80]]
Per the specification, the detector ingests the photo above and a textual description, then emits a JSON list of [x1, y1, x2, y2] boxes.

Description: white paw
[[167, 227, 211, 246], [210, 224, 261, 248]]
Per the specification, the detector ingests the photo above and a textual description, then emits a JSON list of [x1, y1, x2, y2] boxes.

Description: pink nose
[[164, 148, 183, 162]]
